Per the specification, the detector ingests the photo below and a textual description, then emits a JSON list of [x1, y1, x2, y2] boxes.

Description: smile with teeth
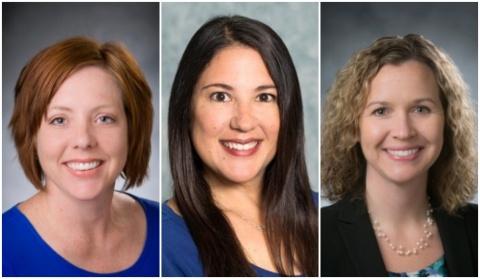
[[66, 161, 102, 171], [386, 148, 420, 158], [222, 141, 258, 151]]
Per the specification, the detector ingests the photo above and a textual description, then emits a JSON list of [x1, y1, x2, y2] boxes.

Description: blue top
[[2, 193, 159, 277], [388, 256, 447, 277], [162, 192, 319, 276]]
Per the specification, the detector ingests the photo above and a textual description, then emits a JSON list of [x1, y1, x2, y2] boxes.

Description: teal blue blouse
[[388, 256, 447, 277]]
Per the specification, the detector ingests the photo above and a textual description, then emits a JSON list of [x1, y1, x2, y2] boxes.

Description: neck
[[39, 185, 116, 237], [365, 166, 429, 225], [205, 172, 262, 211]]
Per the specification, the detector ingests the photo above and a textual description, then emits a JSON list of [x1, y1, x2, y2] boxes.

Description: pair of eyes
[[209, 92, 277, 103], [49, 115, 116, 126], [371, 105, 432, 116]]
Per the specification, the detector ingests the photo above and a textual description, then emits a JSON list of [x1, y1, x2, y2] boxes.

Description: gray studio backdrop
[[162, 3, 319, 201], [321, 3, 478, 206], [2, 3, 160, 211]]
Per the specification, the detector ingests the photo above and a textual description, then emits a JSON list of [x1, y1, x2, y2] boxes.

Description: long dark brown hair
[[168, 15, 318, 276]]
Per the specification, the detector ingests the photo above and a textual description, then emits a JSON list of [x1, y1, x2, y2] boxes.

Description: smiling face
[[36, 66, 128, 201], [359, 60, 444, 186], [191, 45, 280, 188]]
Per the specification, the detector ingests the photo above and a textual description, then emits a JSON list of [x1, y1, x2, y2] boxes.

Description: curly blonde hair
[[322, 34, 476, 213]]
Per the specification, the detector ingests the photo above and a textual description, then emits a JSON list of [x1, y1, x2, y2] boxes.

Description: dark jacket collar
[[434, 207, 476, 276], [337, 198, 388, 276], [336, 198, 476, 276]]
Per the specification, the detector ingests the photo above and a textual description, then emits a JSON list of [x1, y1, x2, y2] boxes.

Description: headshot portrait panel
[[162, 2, 319, 200], [3, 2, 160, 210], [162, 2, 318, 276], [2, 2, 159, 276], [321, 2, 477, 277]]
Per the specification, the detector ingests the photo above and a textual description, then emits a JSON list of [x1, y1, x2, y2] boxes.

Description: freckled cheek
[[36, 139, 62, 162], [258, 108, 280, 140], [191, 106, 230, 159], [193, 107, 229, 137], [35, 130, 65, 159], [100, 129, 128, 161]]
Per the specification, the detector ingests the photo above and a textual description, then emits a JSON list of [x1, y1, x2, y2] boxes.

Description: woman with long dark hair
[[162, 15, 318, 276]]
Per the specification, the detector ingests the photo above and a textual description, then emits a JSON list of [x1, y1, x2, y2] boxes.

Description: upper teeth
[[223, 141, 258, 151], [388, 148, 419, 157], [67, 161, 100, 171]]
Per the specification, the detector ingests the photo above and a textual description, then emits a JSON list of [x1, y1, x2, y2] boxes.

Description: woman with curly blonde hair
[[321, 34, 477, 277]]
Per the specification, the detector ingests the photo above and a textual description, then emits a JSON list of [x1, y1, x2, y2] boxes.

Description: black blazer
[[321, 198, 477, 276]]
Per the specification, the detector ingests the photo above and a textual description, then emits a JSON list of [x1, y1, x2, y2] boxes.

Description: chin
[[382, 170, 425, 185], [222, 170, 262, 185], [64, 183, 112, 201]]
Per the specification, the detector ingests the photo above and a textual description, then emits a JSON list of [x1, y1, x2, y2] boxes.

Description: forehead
[[48, 65, 123, 108], [196, 45, 274, 87], [366, 60, 439, 102]]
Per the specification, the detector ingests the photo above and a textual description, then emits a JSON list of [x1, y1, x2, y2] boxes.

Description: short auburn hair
[[10, 36, 153, 190]]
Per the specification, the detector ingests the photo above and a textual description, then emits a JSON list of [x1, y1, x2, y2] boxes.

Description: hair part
[[322, 34, 476, 213], [10, 36, 153, 190], [168, 15, 318, 276]]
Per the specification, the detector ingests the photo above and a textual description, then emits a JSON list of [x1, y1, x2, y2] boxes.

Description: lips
[[220, 139, 261, 156], [385, 147, 423, 160], [222, 141, 258, 151], [66, 160, 101, 171], [64, 159, 103, 177]]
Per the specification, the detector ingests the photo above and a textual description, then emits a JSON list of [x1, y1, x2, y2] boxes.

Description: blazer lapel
[[337, 199, 388, 276], [435, 209, 475, 276]]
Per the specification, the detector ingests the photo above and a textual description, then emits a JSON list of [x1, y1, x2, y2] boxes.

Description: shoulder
[[448, 203, 477, 234], [161, 201, 195, 247], [457, 203, 477, 219], [321, 197, 354, 221], [3, 206, 26, 242], [123, 192, 159, 212], [118, 192, 159, 223], [133, 195, 160, 219], [2, 206, 47, 276], [3, 205, 22, 225], [437, 203, 477, 225], [161, 201, 204, 276], [321, 198, 369, 249]]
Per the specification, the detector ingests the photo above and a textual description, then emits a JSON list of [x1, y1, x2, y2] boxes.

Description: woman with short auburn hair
[[3, 37, 159, 276]]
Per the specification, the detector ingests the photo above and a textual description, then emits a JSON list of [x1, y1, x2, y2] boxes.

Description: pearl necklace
[[370, 202, 434, 256]]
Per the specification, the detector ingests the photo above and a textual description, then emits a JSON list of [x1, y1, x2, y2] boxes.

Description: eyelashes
[[256, 93, 276, 102], [370, 105, 432, 117], [47, 114, 117, 126], [209, 92, 231, 102], [209, 92, 277, 103]]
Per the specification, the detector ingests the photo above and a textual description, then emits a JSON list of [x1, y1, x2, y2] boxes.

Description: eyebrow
[[200, 83, 276, 91], [256, 85, 276, 92], [365, 98, 438, 108], [48, 104, 117, 112], [48, 106, 72, 112], [201, 83, 233, 91]]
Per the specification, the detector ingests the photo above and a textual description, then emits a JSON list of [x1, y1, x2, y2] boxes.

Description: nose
[[230, 101, 257, 132], [392, 112, 416, 140], [72, 121, 97, 149]]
